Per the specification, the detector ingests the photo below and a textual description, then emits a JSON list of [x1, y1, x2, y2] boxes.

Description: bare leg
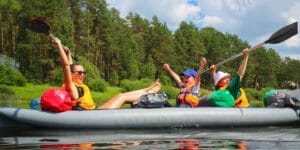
[[99, 79, 161, 109]]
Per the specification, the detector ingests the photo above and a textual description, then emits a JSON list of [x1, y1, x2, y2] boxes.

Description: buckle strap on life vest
[[177, 85, 199, 107], [179, 91, 198, 95]]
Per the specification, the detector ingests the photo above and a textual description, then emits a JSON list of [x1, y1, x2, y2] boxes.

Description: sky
[[106, 0, 300, 60]]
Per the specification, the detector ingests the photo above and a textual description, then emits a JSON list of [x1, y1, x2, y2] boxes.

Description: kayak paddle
[[203, 21, 298, 73], [28, 16, 78, 62]]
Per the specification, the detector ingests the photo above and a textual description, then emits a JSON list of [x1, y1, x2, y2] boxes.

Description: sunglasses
[[73, 71, 86, 75]]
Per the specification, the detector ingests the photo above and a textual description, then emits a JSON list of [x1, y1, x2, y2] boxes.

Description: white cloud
[[280, 2, 300, 48], [222, 0, 256, 16], [106, 0, 201, 30], [284, 36, 300, 48], [106, 0, 300, 59], [202, 16, 224, 26], [195, 0, 256, 35], [288, 54, 300, 60]]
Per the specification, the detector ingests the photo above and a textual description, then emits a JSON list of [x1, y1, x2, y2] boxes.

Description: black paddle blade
[[28, 16, 50, 34], [265, 22, 298, 44]]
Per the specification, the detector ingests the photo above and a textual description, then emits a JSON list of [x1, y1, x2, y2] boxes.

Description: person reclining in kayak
[[163, 57, 207, 107], [209, 48, 250, 108], [53, 37, 161, 110]]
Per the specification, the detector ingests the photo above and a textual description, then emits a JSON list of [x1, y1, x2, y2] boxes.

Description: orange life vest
[[177, 85, 199, 107]]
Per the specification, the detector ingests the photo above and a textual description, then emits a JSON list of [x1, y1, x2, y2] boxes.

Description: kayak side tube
[[0, 107, 299, 129]]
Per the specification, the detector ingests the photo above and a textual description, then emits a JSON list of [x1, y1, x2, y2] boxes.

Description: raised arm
[[237, 48, 249, 81], [195, 57, 207, 86], [53, 37, 78, 99], [64, 46, 73, 65], [163, 63, 183, 87], [209, 64, 217, 82]]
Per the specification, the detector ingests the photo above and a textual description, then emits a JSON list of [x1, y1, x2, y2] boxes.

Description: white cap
[[213, 71, 230, 85]]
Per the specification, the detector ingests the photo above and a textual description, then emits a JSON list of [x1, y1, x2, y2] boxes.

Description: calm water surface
[[1, 125, 300, 149]]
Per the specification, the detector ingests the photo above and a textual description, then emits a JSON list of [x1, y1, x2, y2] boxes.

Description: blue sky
[[106, 0, 300, 60]]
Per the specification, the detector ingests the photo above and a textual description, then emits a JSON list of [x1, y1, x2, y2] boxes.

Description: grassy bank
[[0, 83, 265, 108], [3, 84, 125, 108]]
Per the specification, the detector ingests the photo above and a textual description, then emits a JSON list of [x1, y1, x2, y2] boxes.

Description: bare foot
[[147, 79, 161, 93]]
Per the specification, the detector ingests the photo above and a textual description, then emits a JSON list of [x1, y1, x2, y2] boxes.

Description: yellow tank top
[[62, 82, 96, 110]]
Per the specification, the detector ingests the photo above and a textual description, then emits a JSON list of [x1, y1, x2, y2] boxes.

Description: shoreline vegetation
[[1, 83, 268, 109]]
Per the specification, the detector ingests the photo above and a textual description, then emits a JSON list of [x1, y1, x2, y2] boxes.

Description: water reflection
[[176, 139, 200, 150], [1, 126, 300, 149], [40, 143, 94, 149], [176, 139, 249, 150]]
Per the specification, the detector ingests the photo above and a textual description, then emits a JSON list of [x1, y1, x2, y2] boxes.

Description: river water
[[1, 125, 300, 149]]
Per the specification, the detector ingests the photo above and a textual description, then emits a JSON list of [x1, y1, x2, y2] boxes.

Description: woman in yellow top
[[53, 37, 161, 110], [209, 48, 250, 108]]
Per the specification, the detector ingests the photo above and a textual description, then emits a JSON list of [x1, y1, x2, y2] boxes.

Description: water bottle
[[30, 98, 41, 110]]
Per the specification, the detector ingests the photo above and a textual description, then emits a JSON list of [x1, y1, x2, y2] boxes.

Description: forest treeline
[[1, 0, 300, 90]]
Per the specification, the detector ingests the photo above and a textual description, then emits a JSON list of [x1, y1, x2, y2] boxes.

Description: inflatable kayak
[[0, 107, 299, 129]]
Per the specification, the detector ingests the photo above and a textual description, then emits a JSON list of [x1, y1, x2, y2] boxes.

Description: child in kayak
[[209, 48, 250, 108], [163, 57, 207, 107], [53, 37, 161, 110]]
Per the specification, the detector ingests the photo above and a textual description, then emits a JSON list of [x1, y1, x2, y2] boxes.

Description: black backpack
[[266, 89, 300, 108]]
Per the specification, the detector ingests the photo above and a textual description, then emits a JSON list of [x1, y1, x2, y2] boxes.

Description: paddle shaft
[[48, 33, 69, 52], [202, 42, 265, 73], [48, 33, 77, 61]]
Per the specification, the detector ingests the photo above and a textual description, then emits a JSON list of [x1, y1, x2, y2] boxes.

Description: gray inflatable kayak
[[0, 107, 299, 129]]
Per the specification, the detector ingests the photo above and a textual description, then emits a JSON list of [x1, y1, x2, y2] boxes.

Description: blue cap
[[180, 69, 197, 78]]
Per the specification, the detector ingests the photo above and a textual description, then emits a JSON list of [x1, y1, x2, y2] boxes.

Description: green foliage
[[119, 78, 154, 92], [15, 0, 73, 83], [244, 88, 262, 105], [0, 84, 19, 106], [160, 74, 173, 86], [174, 21, 206, 69], [141, 55, 156, 79], [0, 84, 15, 95], [109, 71, 120, 86], [128, 57, 140, 79], [251, 48, 281, 88], [1, 0, 300, 90], [86, 79, 108, 92], [0, 64, 27, 86], [160, 85, 178, 99], [244, 88, 275, 107], [2, 84, 53, 108], [48, 67, 63, 86], [147, 16, 176, 68], [91, 86, 123, 106], [0, 0, 21, 13], [11, 83, 53, 101], [78, 56, 101, 83], [200, 88, 211, 97], [48, 56, 101, 86], [278, 57, 300, 87]]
